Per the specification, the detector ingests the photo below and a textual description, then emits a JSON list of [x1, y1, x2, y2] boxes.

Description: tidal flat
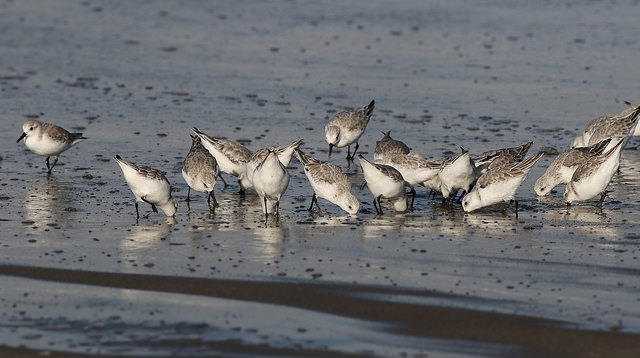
[[1, 1, 640, 357]]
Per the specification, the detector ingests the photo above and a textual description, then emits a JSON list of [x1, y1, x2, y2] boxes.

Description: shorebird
[[245, 139, 303, 189], [534, 139, 610, 196], [325, 99, 375, 161], [252, 150, 290, 217], [114, 155, 178, 219], [462, 151, 544, 215], [358, 154, 407, 215], [182, 135, 219, 211], [571, 101, 640, 148], [374, 131, 410, 161], [473, 142, 533, 175], [192, 127, 253, 192], [295, 148, 359, 214], [564, 138, 624, 206], [585, 104, 640, 151], [438, 148, 477, 203], [17, 120, 87, 173], [376, 153, 439, 207]]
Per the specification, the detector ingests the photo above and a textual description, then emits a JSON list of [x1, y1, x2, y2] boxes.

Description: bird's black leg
[[450, 190, 459, 204], [597, 191, 607, 207], [263, 197, 268, 221], [186, 187, 191, 202], [376, 194, 384, 215], [351, 142, 359, 159], [309, 193, 318, 211], [409, 186, 416, 208], [141, 197, 158, 213], [212, 191, 218, 208], [457, 191, 466, 203], [135, 202, 140, 219], [49, 156, 59, 172], [218, 174, 228, 188]]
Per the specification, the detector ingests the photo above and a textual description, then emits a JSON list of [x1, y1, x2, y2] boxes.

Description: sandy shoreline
[[2, 264, 640, 358], [2, 0, 640, 356]]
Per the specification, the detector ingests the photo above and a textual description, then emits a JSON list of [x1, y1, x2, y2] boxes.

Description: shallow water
[[2, 0, 640, 357]]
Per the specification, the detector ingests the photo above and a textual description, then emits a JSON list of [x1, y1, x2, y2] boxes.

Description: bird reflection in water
[[252, 221, 288, 262], [23, 175, 76, 233], [120, 217, 176, 252], [548, 205, 619, 241], [361, 213, 406, 239]]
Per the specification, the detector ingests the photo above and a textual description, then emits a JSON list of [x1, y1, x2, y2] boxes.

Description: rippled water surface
[[1, 1, 640, 357]]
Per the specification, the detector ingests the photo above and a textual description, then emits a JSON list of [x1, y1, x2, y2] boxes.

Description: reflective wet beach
[[2, 0, 640, 357]]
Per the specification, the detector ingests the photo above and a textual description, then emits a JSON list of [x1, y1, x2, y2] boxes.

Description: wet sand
[[2, 0, 640, 357], [2, 264, 640, 357]]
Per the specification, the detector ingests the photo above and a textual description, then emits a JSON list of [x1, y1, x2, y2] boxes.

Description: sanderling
[[572, 114, 616, 148], [192, 127, 253, 191], [564, 138, 624, 206], [473, 142, 533, 175], [245, 139, 303, 189], [534, 138, 611, 196], [438, 148, 477, 202], [252, 150, 290, 217], [374, 131, 410, 161], [17, 120, 87, 173], [358, 154, 407, 215], [585, 104, 640, 150], [572, 102, 639, 147], [294, 148, 359, 214], [182, 135, 219, 211], [462, 151, 544, 214], [376, 153, 439, 207], [403, 152, 444, 197], [114, 155, 178, 219], [325, 99, 375, 160]]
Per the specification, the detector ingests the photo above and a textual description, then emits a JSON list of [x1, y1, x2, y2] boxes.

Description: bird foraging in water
[[438, 148, 477, 203], [374, 131, 410, 161], [534, 139, 611, 197], [17, 120, 86, 173], [358, 154, 407, 215], [564, 138, 625, 206], [584, 104, 640, 152], [295, 148, 359, 214], [182, 135, 219, 211], [191, 127, 253, 192], [245, 139, 303, 189], [252, 150, 290, 218], [376, 153, 439, 208], [571, 101, 639, 148], [473, 142, 533, 176], [325, 99, 375, 161], [462, 151, 544, 215], [114, 155, 178, 219]]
